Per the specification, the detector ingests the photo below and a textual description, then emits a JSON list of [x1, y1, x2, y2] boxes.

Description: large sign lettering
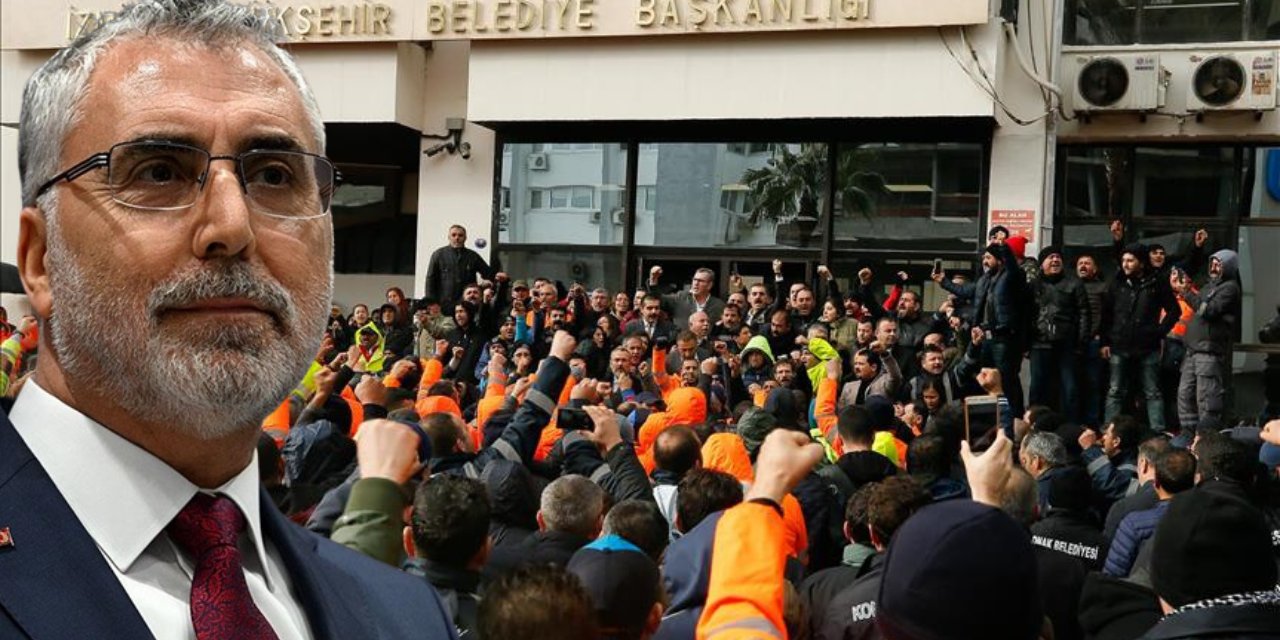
[[10, 0, 987, 48]]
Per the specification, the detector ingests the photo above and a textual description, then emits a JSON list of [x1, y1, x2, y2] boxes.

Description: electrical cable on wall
[[937, 26, 1051, 126]]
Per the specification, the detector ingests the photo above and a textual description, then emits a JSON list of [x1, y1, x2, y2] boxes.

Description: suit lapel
[[0, 415, 152, 639], [259, 490, 376, 639]]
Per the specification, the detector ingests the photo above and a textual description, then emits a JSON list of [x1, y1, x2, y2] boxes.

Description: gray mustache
[[147, 262, 293, 324]]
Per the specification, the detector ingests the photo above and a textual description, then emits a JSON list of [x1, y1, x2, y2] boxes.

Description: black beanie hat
[[1048, 465, 1093, 512], [877, 501, 1042, 640], [1037, 245, 1063, 264], [1150, 485, 1277, 607], [1122, 242, 1150, 266]]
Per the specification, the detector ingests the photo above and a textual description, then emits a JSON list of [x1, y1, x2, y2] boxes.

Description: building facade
[[2, 0, 1278, 416]]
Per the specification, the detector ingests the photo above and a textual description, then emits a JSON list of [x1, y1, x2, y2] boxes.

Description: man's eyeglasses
[[34, 140, 337, 219]]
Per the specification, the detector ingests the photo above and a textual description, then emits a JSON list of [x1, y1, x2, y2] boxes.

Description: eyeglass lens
[[107, 142, 334, 216]]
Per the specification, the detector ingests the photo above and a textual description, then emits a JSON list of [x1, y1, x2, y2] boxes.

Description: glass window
[[635, 143, 828, 249], [833, 143, 984, 253], [500, 143, 627, 245], [1232, 226, 1280, 420], [498, 247, 624, 291], [1248, 147, 1280, 219], [1238, 226, 1280, 347], [1065, 0, 1275, 45], [1060, 147, 1132, 220], [1133, 147, 1243, 218], [1060, 146, 1247, 219], [640, 186, 657, 213], [1061, 224, 1120, 277]]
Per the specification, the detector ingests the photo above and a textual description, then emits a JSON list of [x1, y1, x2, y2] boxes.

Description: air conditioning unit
[[527, 154, 549, 171], [1185, 51, 1276, 113], [611, 209, 626, 225], [1071, 54, 1168, 115], [588, 210, 602, 223]]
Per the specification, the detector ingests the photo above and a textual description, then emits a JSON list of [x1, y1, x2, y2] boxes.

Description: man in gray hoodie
[[1175, 250, 1241, 430]]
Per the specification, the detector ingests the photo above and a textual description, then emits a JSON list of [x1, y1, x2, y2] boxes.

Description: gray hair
[[997, 467, 1039, 528], [539, 475, 605, 538], [1021, 430, 1068, 468], [19, 0, 325, 208]]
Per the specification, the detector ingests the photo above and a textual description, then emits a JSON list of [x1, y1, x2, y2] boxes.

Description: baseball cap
[[566, 535, 661, 636], [1150, 485, 1277, 607], [877, 500, 1042, 640]]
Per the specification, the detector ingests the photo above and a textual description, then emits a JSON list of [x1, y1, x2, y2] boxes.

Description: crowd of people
[[4, 1, 1280, 638], [6, 215, 1280, 638]]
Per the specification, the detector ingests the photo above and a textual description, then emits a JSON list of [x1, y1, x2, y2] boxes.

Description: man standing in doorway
[[1175, 250, 1241, 430], [425, 224, 500, 309], [647, 265, 725, 332], [1100, 244, 1181, 431]]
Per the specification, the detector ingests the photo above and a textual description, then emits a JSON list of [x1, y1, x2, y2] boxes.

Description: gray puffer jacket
[[1182, 249, 1242, 356]]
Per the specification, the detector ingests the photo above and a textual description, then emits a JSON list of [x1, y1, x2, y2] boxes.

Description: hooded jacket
[[655, 511, 724, 640], [480, 459, 540, 550], [805, 338, 841, 394], [638, 387, 708, 474], [739, 335, 775, 390], [1101, 249, 1181, 354], [352, 322, 387, 373], [1181, 249, 1242, 356]]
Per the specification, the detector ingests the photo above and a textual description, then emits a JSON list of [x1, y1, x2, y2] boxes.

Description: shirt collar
[[10, 381, 271, 585]]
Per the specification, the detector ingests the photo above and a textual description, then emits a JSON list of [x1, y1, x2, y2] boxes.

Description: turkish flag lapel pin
[[0, 527, 13, 548]]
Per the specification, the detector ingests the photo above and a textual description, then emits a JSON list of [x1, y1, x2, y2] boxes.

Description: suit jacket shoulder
[[0, 414, 457, 640]]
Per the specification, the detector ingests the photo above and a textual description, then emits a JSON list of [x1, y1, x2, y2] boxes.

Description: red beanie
[[1005, 236, 1028, 261]]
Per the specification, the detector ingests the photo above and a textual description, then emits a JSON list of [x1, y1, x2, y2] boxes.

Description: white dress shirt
[[10, 381, 313, 640]]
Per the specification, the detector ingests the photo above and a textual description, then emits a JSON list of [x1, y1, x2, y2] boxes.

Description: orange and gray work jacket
[[696, 501, 788, 639]]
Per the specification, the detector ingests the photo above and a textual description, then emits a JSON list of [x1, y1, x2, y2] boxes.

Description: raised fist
[[773, 259, 784, 274], [649, 265, 663, 282], [1110, 220, 1124, 241], [858, 268, 873, 285], [817, 265, 831, 280]]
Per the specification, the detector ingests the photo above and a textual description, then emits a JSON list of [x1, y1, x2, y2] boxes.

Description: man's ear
[[868, 525, 885, 551], [402, 525, 416, 558], [536, 510, 547, 532], [843, 521, 854, 543], [18, 207, 52, 320], [644, 602, 663, 636]]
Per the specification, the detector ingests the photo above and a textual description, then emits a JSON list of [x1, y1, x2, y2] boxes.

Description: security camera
[[424, 142, 452, 157], [458, 142, 472, 160]]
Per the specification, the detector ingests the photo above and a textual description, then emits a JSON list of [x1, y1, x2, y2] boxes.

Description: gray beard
[[44, 216, 331, 441]]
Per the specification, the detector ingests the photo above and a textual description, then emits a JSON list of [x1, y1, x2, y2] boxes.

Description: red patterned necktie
[[167, 493, 280, 640]]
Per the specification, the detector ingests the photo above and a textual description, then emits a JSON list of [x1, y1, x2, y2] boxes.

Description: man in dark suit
[[646, 265, 725, 332], [623, 293, 677, 344], [0, 2, 455, 638]]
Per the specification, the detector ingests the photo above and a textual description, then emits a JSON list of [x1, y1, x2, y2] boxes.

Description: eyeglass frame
[[32, 139, 340, 220]]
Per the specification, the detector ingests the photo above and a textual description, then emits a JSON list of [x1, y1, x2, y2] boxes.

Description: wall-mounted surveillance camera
[[458, 142, 472, 160]]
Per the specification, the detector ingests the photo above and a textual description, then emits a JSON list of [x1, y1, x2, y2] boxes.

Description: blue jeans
[[1080, 338, 1106, 428], [1105, 351, 1165, 431], [1030, 343, 1080, 423]]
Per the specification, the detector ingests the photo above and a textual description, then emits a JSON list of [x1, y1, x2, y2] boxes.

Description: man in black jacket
[[1030, 246, 1091, 422], [482, 474, 606, 584], [814, 476, 932, 640], [405, 474, 490, 637], [1100, 244, 1181, 432], [935, 240, 1029, 418], [425, 224, 499, 309], [1076, 254, 1110, 428]]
